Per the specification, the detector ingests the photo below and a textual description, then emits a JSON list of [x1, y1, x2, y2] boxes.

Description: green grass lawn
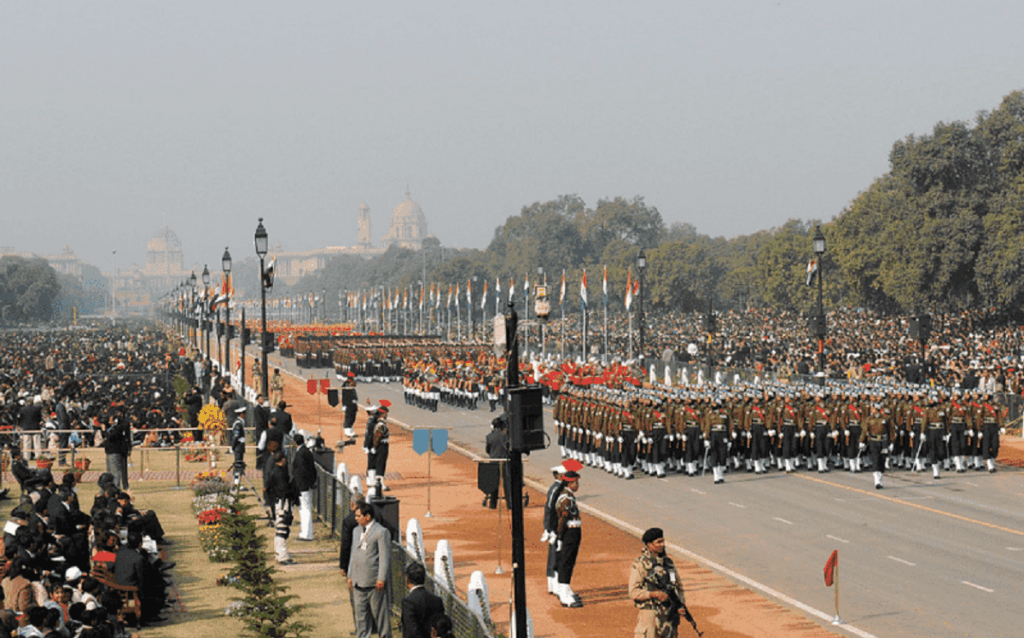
[[125, 472, 356, 638]]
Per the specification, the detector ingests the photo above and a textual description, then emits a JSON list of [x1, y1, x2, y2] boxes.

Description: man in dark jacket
[[291, 434, 316, 541], [401, 561, 446, 638], [483, 416, 509, 509], [102, 410, 132, 491], [265, 450, 295, 564]]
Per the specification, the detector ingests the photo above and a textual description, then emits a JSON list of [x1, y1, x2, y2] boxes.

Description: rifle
[[665, 588, 703, 636]]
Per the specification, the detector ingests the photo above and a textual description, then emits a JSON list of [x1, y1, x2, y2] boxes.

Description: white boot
[[656, 463, 666, 479], [954, 456, 963, 472], [784, 459, 793, 473], [807, 458, 814, 470], [855, 458, 862, 473], [987, 459, 996, 473], [915, 458, 924, 472], [873, 471, 883, 489], [558, 583, 581, 607], [932, 464, 940, 479], [817, 458, 826, 473]]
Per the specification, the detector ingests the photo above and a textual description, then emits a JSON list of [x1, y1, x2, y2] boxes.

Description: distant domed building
[[382, 188, 429, 249], [145, 227, 185, 276]]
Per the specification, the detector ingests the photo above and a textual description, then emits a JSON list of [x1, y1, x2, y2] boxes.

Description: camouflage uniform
[[629, 545, 686, 638]]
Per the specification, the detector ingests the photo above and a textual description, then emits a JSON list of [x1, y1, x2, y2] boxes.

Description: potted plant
[[35, 453, 54, 469]]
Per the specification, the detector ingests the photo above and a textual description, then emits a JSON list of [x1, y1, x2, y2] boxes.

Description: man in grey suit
[[347, 501, 392, 638]]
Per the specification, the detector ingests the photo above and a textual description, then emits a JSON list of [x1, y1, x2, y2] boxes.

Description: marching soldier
[[809, 392, 833, 473], [923, 393, 947, 479], [703, 396, 730, 484], [680, 394, 703, 477], [977, 390, 1005, 473], [861, 397, 893, 489], [948, 390, 972, 472]]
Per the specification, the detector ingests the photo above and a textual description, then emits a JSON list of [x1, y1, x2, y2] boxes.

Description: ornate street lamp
[[201, 265, 211, 358], [222, 247, 232, 376], [637, 249, 647, 359], [813, 226, 827, 386], [255, 218, 270, 399]]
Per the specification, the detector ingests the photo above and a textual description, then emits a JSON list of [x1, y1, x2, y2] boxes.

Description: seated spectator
[[1, 559, 34, 612]]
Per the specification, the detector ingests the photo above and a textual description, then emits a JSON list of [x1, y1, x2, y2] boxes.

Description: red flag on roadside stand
[[823, 550, 838, 587], [307, 379, 317, 395]]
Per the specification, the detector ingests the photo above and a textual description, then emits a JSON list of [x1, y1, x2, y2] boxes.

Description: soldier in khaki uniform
[[270, 368, 285, 406], [629, 527, 687, 638]]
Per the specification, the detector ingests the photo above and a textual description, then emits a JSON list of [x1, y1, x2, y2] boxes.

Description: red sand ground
[[245, 350, 1024, 638]]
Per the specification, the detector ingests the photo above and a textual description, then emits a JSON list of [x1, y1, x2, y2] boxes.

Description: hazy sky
[[3, 1, 1023, 275]]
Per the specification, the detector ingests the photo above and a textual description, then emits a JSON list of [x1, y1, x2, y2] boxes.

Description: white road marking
[[961, 581, 994, 593], [1007, 547, 1023, 551], [690, 488, 706, 495], [826, 535, 850, 544], [659, 478, 670, 483], [964, 482, 978, 487], [887, 556, 916, 567], [728, 502, 746, 509], [773, 517, 794, 525]]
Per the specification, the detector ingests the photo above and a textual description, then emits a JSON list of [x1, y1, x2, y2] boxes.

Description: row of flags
[[334, 267, 644, 313]]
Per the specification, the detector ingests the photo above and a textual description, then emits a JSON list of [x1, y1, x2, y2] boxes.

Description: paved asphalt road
[[268, 355, 1023, 638]]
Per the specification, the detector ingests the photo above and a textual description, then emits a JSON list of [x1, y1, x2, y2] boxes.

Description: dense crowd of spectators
[[0, 323, 178, 635], [530, 307, 1024, 393]]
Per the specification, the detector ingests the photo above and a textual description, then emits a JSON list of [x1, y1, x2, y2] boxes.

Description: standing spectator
[[291, 434, 316, 541], [230, 405, 247, 486], [347, 501, 392, 638], [101, 409, 131, 491], [401, 561, 445, 638], [265, 451, 296, 565]]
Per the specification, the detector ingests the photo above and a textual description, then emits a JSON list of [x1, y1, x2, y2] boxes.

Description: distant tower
[[358, 203, 372, 248]]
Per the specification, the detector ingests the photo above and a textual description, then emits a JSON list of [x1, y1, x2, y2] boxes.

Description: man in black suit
[[270, 400, 294, 436], [291, 434, 316, 541], [401, 561, 446, 638], [483, 416, 509, 509]]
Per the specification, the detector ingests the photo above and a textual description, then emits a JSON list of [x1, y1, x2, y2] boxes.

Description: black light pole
[[255, 219, 270, 400], [222, 247, 232, 379], [202, 265, 211, 359], [503, 301, 527, 638], [637, 249, 647, 359], [813, 226, 827, 387], [189, 272, 197, 347]]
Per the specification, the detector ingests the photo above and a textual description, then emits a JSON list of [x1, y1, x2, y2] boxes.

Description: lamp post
[[222, 247, 232, 380], [255, 219, 270, 399], [189, 271, 197, 347], [813, 226, 827, 386], [202, 265, 211, 359], [637, 249, 647, 359], [537, 266, 545, 357]]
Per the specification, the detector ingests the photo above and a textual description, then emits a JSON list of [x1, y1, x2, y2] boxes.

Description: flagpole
[[833, 558, 841, 625], [628, 312, 633, 360], [603, 297, 608, 365]]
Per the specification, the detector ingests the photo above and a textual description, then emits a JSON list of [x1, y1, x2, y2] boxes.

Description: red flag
[[307, 379, 317, 395], [823, 550, 838, 587], [320, 379, 331, 394]]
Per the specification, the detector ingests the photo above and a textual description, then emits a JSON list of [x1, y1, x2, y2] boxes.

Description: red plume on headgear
[[379, 399, 392, 410]]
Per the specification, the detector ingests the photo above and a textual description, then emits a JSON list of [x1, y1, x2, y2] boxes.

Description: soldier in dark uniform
[[861, 396, 893, 489], [703, 396, 730, 484], [342, 372, 359, 440], [554, 470, 583, 608], [977, 391, 1005, 473], [948, 389, 972, 473], [923, 393, 948, 479], [809, 392, 832, 473], [363, 400, 392, 490]]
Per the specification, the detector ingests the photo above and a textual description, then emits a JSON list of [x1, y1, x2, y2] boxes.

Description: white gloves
[[617, 436, 624, 444], [370, 448, 377, 454], [943, 435, 950, 443], [731, 432, 737, 440], [799, 431, 806, 438], [888, 443, 894, 453], [768, 429, 776, 437], [682, 435, 687, 442], [1000, 428, 1006, 435], [844, 429, 850, 436], [967, 430, 975, 438], [363, 447, 369, 454], [541, 531, 550, 543], [859, 442, 866, 450], [704, 440, 711, 449], [548, 534, 557, 546], [556, 540, 563, 552]]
